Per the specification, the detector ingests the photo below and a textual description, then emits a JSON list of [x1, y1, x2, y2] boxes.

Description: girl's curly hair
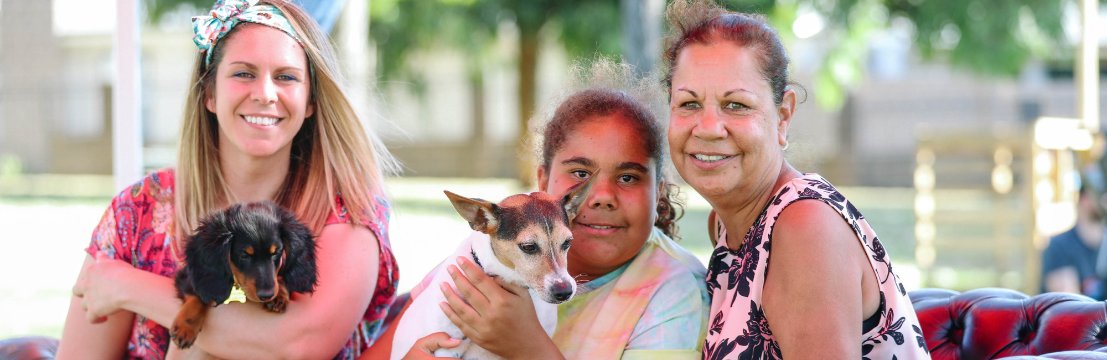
[[533, 59, 685, 239]]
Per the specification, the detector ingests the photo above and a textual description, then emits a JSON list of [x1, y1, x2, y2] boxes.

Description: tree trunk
[[516, 28, 540, 188], [468, 65, 489, 177], [621, 0, 662, 76]]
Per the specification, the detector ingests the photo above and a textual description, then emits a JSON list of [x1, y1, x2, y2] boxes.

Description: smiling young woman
[[58, 1, 400, 359]]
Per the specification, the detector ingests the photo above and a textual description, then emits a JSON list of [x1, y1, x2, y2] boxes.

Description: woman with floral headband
[[58, 0, 400, 358]]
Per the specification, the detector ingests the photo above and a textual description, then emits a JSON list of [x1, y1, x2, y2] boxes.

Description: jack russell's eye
[[561, 238, 572, 251], [519, 243, 539, 255]]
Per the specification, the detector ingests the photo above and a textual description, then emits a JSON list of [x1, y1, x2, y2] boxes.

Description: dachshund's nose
[[257, 288, 275, 300]]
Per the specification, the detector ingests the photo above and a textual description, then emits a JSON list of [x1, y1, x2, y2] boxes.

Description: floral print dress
[[701, 174, 929, 360], [86, 168, 398, 359]]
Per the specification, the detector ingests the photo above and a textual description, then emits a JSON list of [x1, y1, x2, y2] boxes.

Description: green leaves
[[145, 0, 210, 23], [884, 0, 1065, 76], [798, 0, 1065, 108]]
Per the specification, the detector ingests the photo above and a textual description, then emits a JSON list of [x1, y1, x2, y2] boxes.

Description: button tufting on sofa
[[911, 288, 1107, 359], [0, 336, 58, 360]]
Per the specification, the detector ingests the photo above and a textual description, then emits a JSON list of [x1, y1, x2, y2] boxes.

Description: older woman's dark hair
[[663, 0, 791, 106]]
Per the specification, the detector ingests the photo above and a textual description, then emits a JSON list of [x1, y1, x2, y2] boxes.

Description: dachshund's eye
[[239, 252, 251, 261], [518, 243, 539, 255]]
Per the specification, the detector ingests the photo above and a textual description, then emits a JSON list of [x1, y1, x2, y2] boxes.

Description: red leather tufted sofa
[[5, 288, 1107, 359], [911, 288, 1107, 359]]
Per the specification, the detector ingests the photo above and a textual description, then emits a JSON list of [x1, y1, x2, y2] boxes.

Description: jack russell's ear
[[444, 190, 499, 234], [561, 172, 596, 223]]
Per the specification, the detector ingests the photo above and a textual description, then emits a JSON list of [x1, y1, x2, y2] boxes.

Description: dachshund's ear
[[187, 217, 235, 305], [278, 210, 318, 294]]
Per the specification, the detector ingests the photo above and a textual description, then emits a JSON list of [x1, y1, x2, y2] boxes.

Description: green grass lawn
[[0, 176, 992, 341]]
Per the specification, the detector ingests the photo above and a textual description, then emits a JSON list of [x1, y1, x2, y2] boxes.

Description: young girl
[[59, 1, 400, 359], [399, 60, 708, 359]]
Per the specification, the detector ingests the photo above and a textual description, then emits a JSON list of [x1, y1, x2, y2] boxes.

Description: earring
[[781, 141, 790, 151]]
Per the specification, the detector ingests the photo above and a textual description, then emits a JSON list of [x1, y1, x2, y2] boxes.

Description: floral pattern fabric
[[86, 168, 398, 359], [702, 173, 929, 360]]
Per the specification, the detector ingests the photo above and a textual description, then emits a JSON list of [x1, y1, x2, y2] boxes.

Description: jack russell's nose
[[551, 280, 574, 302]]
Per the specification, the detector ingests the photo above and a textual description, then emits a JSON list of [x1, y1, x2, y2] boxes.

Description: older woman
[[664, 0, 929, 358]]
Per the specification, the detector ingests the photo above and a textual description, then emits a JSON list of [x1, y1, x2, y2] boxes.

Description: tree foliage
[[703, 0, 1067, 108], [370, 0, 620, 81], [798, 0, 1065, 107], [147, 0, 1071, 147], [826, 0, 1066, 75], [371, 0, 620, 184], [145, 0, 209, 23]]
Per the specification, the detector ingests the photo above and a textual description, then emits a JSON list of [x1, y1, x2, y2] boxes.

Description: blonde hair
[[176, 0, 399, 237]]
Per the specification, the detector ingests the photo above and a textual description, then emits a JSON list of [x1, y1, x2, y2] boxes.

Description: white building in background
[[0, 0, 193, 175], [0, 0, 1104, 188]]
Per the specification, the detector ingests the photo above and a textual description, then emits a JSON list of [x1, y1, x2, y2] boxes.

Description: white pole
[[113, 0, 143, 191], [1079, 0, 1100, 132], [340, 0, 370, 120]]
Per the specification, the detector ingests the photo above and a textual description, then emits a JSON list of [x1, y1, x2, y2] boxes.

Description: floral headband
[[192, 0, 303, 66]]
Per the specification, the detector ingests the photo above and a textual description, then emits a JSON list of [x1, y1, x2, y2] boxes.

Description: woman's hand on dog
[[72, 253, 134, 323], [402, 332, 460, 359], [438, 257, 563, 359]]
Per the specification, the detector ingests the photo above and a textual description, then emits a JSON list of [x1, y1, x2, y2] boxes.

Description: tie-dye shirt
[[553, 227, 708, 360], [86, 168, 398, 359]]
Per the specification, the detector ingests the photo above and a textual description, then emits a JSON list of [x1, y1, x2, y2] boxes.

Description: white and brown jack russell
[[391, 178, 594, 360]]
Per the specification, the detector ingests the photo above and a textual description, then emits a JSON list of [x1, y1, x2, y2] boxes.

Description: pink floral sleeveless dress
[[86, 168, 399, 359], [702, 174, 930, 359]]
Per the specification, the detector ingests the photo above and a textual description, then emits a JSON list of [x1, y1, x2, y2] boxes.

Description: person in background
[[393, 59, 709, 360], [58, 0, 400, 358], [663, 0, 930, 358], [1041, 173, 1106, 300]]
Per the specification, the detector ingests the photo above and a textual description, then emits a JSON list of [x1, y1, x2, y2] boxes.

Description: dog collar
[[470, 246, 484, 269], [224, 282, 247, 304]]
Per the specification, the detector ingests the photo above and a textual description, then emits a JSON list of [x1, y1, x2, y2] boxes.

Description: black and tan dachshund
[[170, 201, 317, 349]]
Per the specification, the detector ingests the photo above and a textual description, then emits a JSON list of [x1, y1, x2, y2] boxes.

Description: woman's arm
[[438, 257, 564, 360], [56, 255, 134, 360], [1043, 267, 1081, 293], [76, 223, 379, 359], [762, 200, 869, 359], [191, 223, 380, 359]]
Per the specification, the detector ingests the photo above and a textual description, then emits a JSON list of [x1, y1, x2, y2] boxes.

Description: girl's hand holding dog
[[401, 332, 461, 360], [439, 257, 565, 360]]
